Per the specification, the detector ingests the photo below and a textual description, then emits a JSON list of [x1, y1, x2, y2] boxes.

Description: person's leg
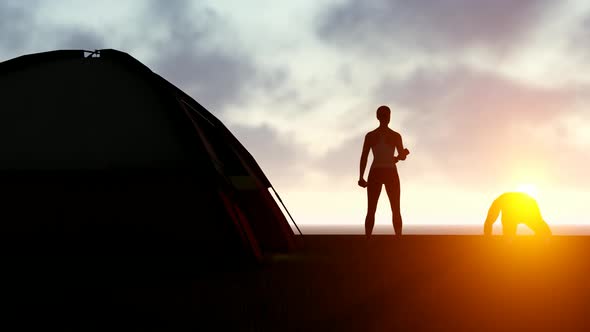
[[365, 177, 382, 237], [385, 171, 402, 236]]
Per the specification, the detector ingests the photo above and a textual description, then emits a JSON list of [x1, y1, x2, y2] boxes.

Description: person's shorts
[[368, 167, 399, 186]]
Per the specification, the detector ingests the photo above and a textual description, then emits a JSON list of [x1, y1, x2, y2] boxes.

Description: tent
[[0, 49, 299, 262]]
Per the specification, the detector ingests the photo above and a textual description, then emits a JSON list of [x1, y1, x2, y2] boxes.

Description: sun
[[515, 183, 539, 199]]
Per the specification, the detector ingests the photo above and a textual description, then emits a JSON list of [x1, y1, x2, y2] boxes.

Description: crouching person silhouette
[[358, 105, 409, 237], [483, 192, 552, 238]]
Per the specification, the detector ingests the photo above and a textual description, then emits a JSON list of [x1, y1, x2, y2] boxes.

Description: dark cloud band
[[317, 0, 555, 54]]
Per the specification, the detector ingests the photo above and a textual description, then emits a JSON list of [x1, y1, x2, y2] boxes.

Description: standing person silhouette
[[358, 106, 409, 237]]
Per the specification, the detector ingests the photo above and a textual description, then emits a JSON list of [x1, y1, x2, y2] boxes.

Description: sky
[[2, 1, 590, 230]]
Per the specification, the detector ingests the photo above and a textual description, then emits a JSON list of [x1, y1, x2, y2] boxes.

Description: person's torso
[[370, 130, 396, 169], [499, 192, 542, 223]]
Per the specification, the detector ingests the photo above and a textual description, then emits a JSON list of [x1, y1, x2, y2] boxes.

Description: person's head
[[376, 105, 390, 125]]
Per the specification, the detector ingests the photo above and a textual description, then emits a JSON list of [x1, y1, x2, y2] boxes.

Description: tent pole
[[270, 186, 303, 235]]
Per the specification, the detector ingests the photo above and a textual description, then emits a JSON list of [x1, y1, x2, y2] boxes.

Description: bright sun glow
[[515, 183, 539, 199]]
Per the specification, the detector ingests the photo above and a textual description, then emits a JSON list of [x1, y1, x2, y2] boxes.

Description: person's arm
[[394, 132, 409, 161], [358, 135, 370, 187], [483, 201, 500, 236], [483, 219, 494, 236]]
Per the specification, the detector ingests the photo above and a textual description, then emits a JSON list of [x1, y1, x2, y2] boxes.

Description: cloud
[[229, 123, 309, 188], [153, 48, 255, 111], [317, 0, 555, 54], [313, 133, 364, 181], [140, 0, 258, 112], [0, 1, 104, 55], [0, 1, 261, 114], [0, 2, 39, 53], [379, 66, 576, 124], [56, 30, 105, 50], [569, 13, 590, 66], [377, 65, 585, 188], [311, 64, 589, 190]]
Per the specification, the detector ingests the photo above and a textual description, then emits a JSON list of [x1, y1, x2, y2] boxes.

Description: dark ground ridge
[[5, 235, 590, 331]]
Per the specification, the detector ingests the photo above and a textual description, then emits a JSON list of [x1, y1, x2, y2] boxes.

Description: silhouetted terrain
[[301, 224, 590, 235], [5, 235, 590, 331]]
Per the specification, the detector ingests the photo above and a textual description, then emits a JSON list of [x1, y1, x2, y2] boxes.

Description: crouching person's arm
[[483, 218, 494, 237], [483, 199, 501, 236]]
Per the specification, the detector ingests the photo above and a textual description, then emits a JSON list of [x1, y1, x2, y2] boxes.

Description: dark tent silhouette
[[0, 49, 298, 262]]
